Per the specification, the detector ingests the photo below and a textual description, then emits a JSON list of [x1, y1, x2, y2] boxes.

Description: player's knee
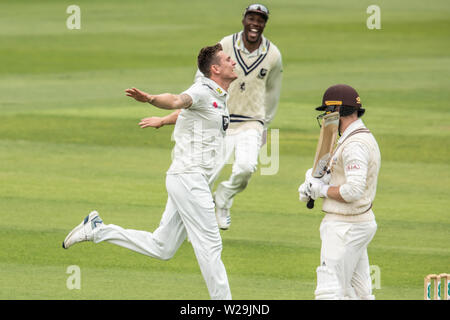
[[314, 266, 343, 300], [234, 161, 257, 179], [155, 242, 179, 261], [159, 248, 176, 261]]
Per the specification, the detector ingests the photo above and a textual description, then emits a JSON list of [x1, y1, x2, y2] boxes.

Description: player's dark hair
[[197, 43, 223, 78], [340, 106, 357, 117], [340, 106, 366, 118]]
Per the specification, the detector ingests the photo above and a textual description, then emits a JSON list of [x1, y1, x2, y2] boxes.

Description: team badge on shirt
[[212, 101, 223, 110], [258, 68, 268, 79], [222, 115, 230, 131], [347, 162, 361, 171]]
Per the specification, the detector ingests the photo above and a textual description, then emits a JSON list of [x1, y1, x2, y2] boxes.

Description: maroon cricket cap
[[316, 84, 362, 111], [244, 3, 269, 21]]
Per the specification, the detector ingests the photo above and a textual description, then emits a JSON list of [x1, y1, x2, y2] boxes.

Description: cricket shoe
[[62, 211, 103, 249], [215, 207, 231, 230]]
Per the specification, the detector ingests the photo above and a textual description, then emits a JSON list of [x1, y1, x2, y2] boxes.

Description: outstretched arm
[[125, 87, 192, 110], [139, 110, 181, 129]]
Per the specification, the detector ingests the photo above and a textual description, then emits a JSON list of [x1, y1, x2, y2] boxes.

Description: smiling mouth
[[247, 28, 260, 38]]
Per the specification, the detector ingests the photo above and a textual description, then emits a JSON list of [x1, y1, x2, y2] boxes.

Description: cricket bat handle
[[306, 198, 315, 209]]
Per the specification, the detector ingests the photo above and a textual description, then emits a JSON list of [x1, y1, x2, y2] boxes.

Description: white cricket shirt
[[167, 77, 230, 181]]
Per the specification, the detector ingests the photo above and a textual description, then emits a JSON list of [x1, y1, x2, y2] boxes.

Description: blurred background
[[0, 0, 449, 299]]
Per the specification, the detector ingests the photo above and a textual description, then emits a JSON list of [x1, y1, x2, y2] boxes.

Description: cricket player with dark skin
[[140, 4, 283, 231]]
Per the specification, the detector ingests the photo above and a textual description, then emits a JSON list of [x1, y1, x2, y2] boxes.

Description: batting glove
[[306, 168, 331, 185], [320, 171, 331, 184], [305, 168, 313, 181], [298, 182, 311, 202], [309, 179, 330, 200]]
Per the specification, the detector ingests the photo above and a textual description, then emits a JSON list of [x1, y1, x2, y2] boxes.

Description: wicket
[[424, 274, 450, 300]]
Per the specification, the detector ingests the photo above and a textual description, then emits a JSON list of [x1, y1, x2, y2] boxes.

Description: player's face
[[242, 13, 266, 44], [216, 51, 237, 81]]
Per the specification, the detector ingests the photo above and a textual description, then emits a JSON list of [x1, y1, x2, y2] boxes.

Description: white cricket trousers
[[213, 129, 262, 209], [93, 173, 232, 300], [316, 219, 377, 300]]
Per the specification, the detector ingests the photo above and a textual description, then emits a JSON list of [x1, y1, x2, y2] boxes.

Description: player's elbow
[[173, 94, 192, 109], [171, 98, 184, 110], [340, 183, 365, 203], [162, 94, 183, 110]]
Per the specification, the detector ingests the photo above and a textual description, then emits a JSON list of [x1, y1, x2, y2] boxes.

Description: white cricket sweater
[[220, 32, 282, 134], [322, 119, 381, 222]]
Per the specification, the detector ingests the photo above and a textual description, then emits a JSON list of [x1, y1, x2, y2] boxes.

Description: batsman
[[299, 84, 381, 300]]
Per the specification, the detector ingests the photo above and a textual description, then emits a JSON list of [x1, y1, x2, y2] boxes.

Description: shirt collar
[[200, 76, 228, 98], [234, 31, 268, 57], [338, 118, 365, 144]]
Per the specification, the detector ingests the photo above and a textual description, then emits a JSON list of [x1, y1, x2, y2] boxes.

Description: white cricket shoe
[[215, 207, 231, 230], [62, 211, 103, 249]]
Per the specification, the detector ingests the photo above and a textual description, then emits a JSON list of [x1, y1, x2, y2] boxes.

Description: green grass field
[[1, 0, 449, 300]]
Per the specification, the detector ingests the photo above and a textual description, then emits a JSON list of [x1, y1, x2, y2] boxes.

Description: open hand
[[125, 88, 150, 103], [139, 117, 164, 129]]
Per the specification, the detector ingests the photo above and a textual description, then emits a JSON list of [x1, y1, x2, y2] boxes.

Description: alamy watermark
[[259, 129, 279, 175], [370, 265, 381, 289], [66, 5, 81, 30], [366, 5, 381, 30], [66, 265, 81, 290]]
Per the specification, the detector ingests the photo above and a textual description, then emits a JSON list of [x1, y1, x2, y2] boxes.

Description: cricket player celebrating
[[298, 84, 381, 300], [139, 4, 283, 230], [62, 43, 237, 300]]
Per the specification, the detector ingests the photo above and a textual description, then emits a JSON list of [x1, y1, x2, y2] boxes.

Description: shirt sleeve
[[181, 83, 204, 110], [339, 141, 370, 203], [264, 54, 283, 128]]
